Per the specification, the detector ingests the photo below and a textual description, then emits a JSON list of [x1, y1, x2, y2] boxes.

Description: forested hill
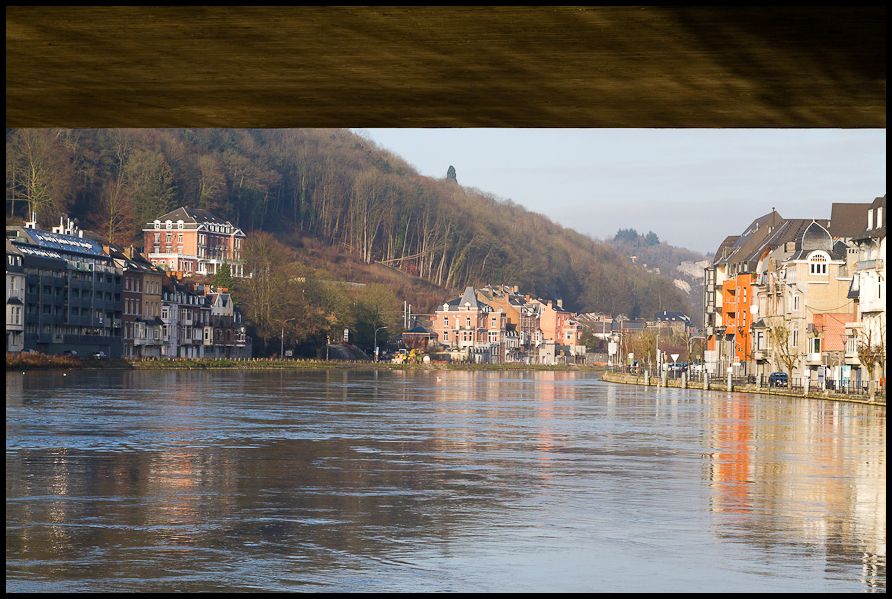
[[6, 128, 691, 317]]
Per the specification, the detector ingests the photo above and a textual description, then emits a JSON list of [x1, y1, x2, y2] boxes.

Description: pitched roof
[[655, 310, 690, 322], [151, 206, 236, 227], [723, 211, 785, 271], [854, 195, 886, 240], [747, 218, 814, 270], [828, 202, 872, 239], [459, 286, 478, 309]]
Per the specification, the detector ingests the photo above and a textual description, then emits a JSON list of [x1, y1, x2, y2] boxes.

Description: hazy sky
[[358, 129, 886, 254]]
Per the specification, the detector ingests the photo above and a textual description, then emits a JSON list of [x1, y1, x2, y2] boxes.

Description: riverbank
[[600, 371, 886, 407], [7, 353, 602, 373]]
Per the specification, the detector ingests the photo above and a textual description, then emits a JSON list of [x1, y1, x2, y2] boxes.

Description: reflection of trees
[[7, 369, 587, 590], [707, 396, 885, 590]]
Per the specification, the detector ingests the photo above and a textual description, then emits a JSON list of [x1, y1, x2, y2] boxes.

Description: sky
[[358, 129, 886, 255]]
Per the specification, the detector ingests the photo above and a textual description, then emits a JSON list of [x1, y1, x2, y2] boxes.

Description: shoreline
[[7, 354, 604, 373], [600, 371, 886, 407]]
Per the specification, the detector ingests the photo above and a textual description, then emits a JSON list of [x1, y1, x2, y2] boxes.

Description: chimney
[[557, 299, 563, 309]]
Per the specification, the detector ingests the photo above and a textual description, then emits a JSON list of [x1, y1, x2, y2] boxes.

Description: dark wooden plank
[[6, 6, 885, 127]]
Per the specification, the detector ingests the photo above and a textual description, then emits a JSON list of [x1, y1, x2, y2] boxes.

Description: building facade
[[6, 241, 26, 352], [7, 218, 123, 357], [431, 286, 508, 363], [143, 206, 247, 278]]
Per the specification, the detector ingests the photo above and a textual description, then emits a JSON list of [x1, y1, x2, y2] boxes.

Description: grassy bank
[[601, 371, 885, 407], [129, 357, 603, 372], [7, 353, 603, 372]]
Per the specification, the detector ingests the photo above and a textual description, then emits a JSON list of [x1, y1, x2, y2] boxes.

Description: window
[[878, 206, 883, 228], [809, 253, 828, 275], [792, 329, 799, 347], [810, 337, 821, 354], [443, 331, 449, 341], [466, 317, 471, 328], [443, 317, 448, 327], [793, 295, 799, 311], [154, 221, 160, 229], [178, 233, 183, 243], [177, 221, 184, 230], [491, 317, 497, 327]]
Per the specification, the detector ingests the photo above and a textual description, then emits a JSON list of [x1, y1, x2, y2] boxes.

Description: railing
[[856, 258, 884, 271], [604, 366, 885, 400]]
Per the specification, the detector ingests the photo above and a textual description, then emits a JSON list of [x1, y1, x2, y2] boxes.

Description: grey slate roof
[[829, 202, 872, 239]]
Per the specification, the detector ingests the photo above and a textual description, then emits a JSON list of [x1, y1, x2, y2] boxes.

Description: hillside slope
[[7, 128, 693, 317]]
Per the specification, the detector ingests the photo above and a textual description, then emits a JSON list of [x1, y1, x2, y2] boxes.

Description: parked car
[[62, 350, 78, 357], [91, 351, 108, 360], [668, 361, 688, 373], [768, 372, 788, 387]]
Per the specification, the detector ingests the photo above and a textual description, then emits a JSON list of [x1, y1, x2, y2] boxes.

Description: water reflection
[[708, 395, 885, 591], [6, 370, 885, 592]]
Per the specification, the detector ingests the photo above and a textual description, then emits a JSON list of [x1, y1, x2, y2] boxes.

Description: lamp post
[[374, 326, 388, 362], [280, 317, 296, 359]]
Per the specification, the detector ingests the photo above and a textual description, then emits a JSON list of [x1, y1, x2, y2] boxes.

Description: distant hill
[[6, 128, 691, 318], [609, 229, 709, 325]]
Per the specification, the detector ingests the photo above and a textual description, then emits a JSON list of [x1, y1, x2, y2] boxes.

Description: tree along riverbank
[[600, 371, 886, 407], [7, 353, 603, 373]]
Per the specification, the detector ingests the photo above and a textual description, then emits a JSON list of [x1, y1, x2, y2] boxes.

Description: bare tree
[[856, 324, 886, 401], [769, 320, 800, 383]]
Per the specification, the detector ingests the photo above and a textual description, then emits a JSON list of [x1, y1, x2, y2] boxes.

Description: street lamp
[[374, 326, 388, 362], [280, 317, 296, 359]]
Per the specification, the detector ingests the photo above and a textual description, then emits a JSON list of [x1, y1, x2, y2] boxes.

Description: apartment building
[[431, 286, 508, 363], [6, 241, 25, 352], [6, 217, 123, 357], [143, 206, 247, 278]]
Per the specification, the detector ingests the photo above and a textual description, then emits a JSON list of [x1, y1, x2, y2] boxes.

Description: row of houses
[[417, 285, 586, 364], [703, 196, 886, 389], [6, 212, 251, 359]]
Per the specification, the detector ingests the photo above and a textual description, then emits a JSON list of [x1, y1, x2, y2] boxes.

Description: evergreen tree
[[211, 262, 235, 290], [446, 165, 457, 183]]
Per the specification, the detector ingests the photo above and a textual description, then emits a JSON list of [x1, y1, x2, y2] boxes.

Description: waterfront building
[[142, 206, 247, 278], [161, 274, 210, 358], [202, 285, 251, 358], [107, 245, 165, 358], [431, 286, 508, 363], [704, 210, 783, 376], [845, 195, 886, 388], [654, 311, 692, 334], [6, 241, 25, 352], [754, 221, 855, 383], [6, 216, 123, 357]]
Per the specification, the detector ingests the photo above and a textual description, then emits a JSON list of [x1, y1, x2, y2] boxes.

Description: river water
[[5, 369, 886, 592]]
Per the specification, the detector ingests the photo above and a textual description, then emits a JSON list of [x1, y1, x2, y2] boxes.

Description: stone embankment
[[601, 371, 885, 407]]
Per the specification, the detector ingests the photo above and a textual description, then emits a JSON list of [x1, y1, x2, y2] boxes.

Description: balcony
[[856, 258, 884, 271], [805, 352, 823, 365]]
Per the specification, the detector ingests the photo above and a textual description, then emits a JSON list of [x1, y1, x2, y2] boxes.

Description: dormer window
[[877, 207, 883, 229], [867, 210, 873, 230], [809, 252, 828, 275], [154, 220, 160, 229], [166, 220, 172, 229], [177, 220, 184, 229]]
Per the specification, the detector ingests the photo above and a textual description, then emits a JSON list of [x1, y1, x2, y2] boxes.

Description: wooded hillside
[[6, 128, 692, 317]]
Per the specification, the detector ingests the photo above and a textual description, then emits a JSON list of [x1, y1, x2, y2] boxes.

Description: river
[[5, 369, 886, 592]]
